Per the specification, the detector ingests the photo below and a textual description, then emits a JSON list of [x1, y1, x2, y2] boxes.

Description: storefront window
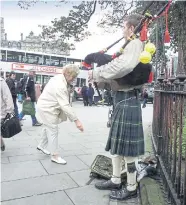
[[42, 75, 50, 84], [36, 75, 42, 84]]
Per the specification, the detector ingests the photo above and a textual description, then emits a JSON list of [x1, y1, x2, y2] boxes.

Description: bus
[[0, 47, 89, 92]]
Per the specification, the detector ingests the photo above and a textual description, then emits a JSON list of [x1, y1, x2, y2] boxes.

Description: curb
[[139, 124, 166, 205]]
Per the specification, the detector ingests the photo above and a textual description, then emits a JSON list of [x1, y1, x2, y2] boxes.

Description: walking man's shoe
[[109, 188, 137, 200], [37, 146, 50, 155], [95, 180, 121, 190], [33, 122, 42, 126], [51, 156, 67, 164]]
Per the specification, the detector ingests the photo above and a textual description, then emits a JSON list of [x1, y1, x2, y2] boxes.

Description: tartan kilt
[[105, 90, 144, 157]]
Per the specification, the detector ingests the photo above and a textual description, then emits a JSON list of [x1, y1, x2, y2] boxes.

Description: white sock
[[127, 171, 137, 191], [111, 155, 122, 184]]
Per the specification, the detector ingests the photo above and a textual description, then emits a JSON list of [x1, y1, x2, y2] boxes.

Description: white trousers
[[38, 124, 58, 155], [111, 155, 137, 191]]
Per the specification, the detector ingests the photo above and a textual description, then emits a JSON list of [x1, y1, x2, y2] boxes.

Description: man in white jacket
[[0, 77, 14, 151], [36, 64, 84, 164]]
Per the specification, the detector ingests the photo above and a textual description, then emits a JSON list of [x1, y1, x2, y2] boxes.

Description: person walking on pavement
[[6, 71, 19, 119], [87, 83, 94, 106], [81, 83, 89, 106], [142, 89, 148, 108], [36, 64, 84, 164], [88, 14, 145, 200], [0, 77, 14, 151], [19, 69, 42, 126]]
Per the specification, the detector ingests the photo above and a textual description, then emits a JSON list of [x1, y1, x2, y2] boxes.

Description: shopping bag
[[22, 100, 35, 116]]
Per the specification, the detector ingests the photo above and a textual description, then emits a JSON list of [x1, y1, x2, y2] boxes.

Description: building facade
[[0, 17, 71, 56]]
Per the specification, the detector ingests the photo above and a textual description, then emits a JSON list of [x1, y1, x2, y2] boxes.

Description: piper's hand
[[88, 70, 93, 82], [26, 97, 31, 101]]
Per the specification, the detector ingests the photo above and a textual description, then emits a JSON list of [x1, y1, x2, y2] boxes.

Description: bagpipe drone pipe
[[82, 0, 172, 99]]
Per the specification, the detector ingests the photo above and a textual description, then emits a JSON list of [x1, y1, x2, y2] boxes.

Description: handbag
[[22, 100, 35, 116], [1, 113, 22, 138]]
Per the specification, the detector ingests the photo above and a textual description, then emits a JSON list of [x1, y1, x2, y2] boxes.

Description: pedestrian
[[36, 64, 84, 164], [87, 83, 94, 106], [6, 71, 19, 119], [81, 83, 88, 106], [88, 14, 145, 200], [0, 77, 14, 151], [142, 89, 148, 108], [19, 69, 42, 126]]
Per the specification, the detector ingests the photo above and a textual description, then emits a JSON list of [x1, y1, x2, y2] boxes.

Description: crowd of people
[[81, 83, 113, 106]]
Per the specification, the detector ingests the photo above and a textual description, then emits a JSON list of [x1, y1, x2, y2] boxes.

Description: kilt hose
[[105, 90, 144, 157]]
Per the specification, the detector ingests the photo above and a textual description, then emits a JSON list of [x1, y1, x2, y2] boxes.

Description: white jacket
[[0, 77, 14, 120], [36, 74, 78, 125], [93, 39, 144, 91]]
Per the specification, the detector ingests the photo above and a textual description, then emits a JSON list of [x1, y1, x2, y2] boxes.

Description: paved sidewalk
[[1, 101, 153, 205]]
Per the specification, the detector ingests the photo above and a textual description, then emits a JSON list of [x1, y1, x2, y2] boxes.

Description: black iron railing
[[152, 77, 186, 205]]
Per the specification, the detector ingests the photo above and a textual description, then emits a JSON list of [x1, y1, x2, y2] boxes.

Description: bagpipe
[[82, 0, 172, 99]]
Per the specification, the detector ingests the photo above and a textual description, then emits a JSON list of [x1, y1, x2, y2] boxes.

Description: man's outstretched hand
[[75, 119, 84, 132]]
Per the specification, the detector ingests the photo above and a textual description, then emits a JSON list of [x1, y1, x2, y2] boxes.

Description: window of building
[[7, 51, 25, 63], [0, 50, 6, 61], [42, 75, 50, 84], [50, 56, 60, 66], [43, 55, 51, 66], [36, 75, 42, 84], [25, 53, 43, 64]]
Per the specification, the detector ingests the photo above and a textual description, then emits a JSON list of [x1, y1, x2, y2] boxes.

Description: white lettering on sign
[[12, 63, 62, 74]]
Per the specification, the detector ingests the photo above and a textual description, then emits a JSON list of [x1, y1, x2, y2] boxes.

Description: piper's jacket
[[92, 39, 144, 91]]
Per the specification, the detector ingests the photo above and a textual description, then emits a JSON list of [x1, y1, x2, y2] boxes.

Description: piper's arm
[[93, 39, 143, 82]]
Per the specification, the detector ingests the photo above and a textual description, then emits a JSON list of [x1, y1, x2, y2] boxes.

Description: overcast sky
[[1, 0, 124, 59]]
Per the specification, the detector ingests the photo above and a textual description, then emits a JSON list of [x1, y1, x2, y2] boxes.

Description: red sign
[[12, 63, 62, 74]]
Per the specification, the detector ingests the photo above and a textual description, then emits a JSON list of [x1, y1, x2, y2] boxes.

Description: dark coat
[[6, 78, 17, 99], [23, 75, 36, 102]]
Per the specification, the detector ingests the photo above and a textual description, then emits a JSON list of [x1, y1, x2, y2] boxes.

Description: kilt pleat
[[105, 90, 144, 157]]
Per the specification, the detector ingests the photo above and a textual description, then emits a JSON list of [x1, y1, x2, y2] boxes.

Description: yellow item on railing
[[144, 42, 156, 55], [139, 51, 152, 64]]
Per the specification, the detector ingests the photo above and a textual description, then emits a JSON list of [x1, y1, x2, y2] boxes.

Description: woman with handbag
[[0, 77, 14, 151]]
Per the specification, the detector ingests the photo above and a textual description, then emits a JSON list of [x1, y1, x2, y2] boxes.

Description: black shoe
[[110, 188, 137, 201], [33, 122, 42, 126], [95, 180, 121, 190]]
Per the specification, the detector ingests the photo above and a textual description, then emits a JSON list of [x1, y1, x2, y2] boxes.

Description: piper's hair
[[124, 14, 143, 28], [63, 64, 80, 77]]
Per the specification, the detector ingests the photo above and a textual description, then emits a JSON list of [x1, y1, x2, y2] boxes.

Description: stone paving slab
[[1, 157, 9, 164], [60, 149, 86, 157], [68, 169, 100, 186], [59, 143, 87, 151], [2, 139, 38, 149], [1, 147, 40, 157], [1, 191, 74, 205], [40, 155, 89, 174], [1, 173, 78, 201], [8, 153, 48, 163], [76, 153, 101, 167], [65, 185, 110, 205], [1, 161, 48, 182]]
